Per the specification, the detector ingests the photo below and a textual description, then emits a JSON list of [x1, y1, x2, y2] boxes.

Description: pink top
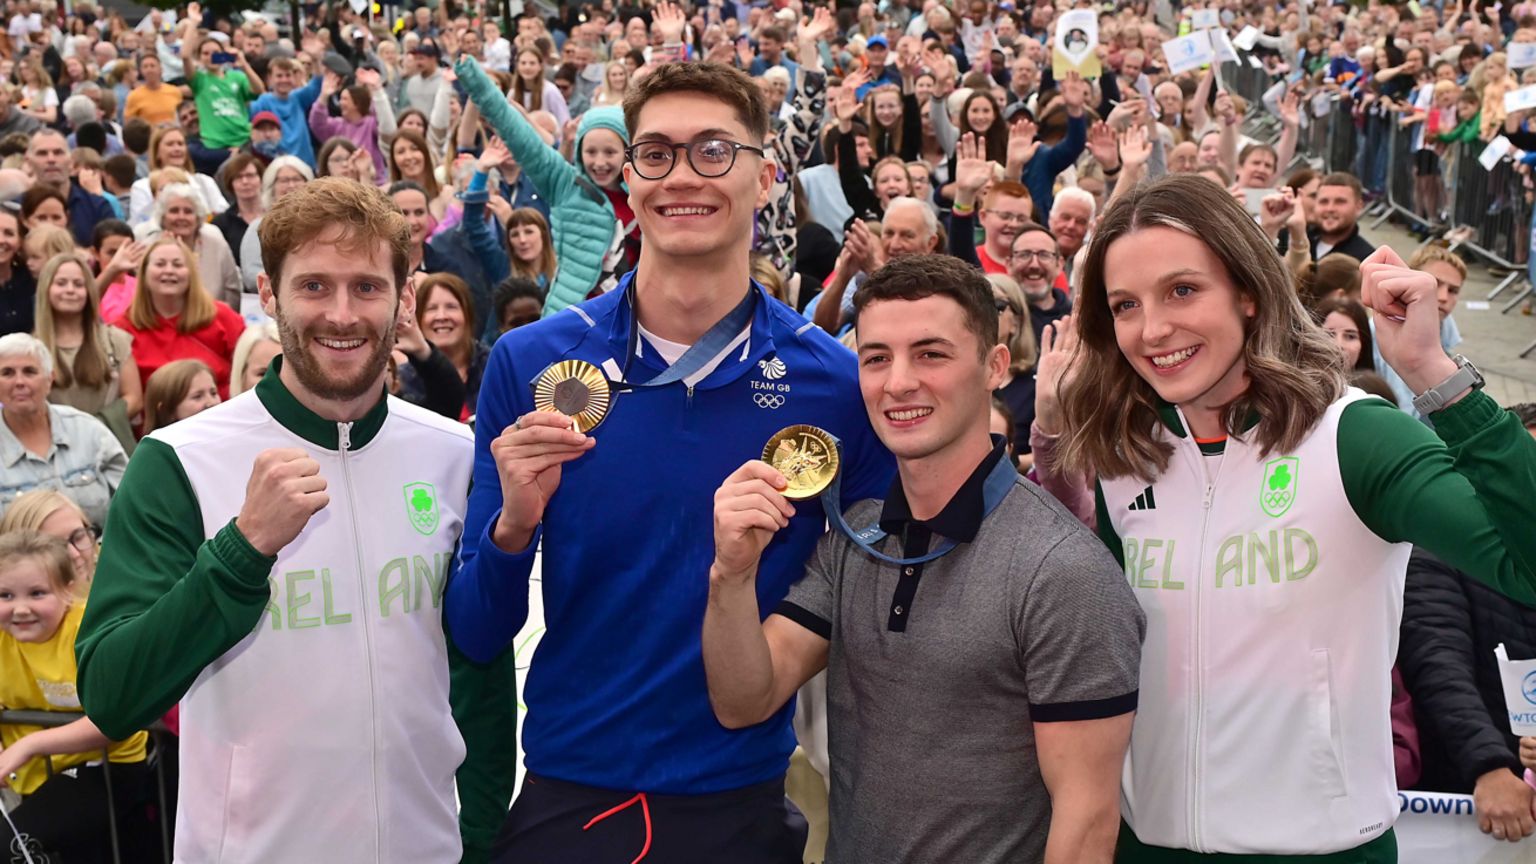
[[98, 275, 136, 325]]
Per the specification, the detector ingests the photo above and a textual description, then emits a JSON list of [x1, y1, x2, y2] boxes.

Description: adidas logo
[[1128, 486, 1157, 511]]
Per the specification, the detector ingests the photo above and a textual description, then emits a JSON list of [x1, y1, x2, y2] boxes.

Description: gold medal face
[[762, 425, 840, 500], [532, 360, 612, 432]]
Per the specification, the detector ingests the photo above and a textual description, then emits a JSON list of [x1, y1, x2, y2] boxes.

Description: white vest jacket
[[1103, 391, 1411, 855], [153, 388, 473, 863]]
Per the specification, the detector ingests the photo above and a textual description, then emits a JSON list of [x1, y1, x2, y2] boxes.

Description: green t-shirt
[[190, 68, 252, 149]]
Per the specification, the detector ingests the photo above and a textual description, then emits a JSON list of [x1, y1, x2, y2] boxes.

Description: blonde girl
[[0, 531, 148, 859]]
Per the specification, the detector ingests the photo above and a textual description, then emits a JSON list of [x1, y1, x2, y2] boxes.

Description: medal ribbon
[[619, 285, 757, 389], [819, 434, 1019, 567]]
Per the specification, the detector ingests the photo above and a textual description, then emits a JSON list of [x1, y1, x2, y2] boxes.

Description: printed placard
[[1162, 30, 1215, 75], [1191, 8, 1220, 29], [1509, 41, 1536, 70], [1495, 644, 1536, 735], [1211, 27, 1239, 64], [1503, 84, 1536, 113], [1232, 25, 1261, 51], [1052, 9, 1102, 79], [1479, 135, 1513, 170]]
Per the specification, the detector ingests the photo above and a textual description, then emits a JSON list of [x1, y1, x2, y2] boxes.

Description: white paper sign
[[1191, 8, 1220, 29], [1480, 135, 1513, 169], [1162, 30, 1215, 75], [1495, 644, 1536, 735], [1211, 27, 1239, 64], [347, 0, 367, 13], [1503, 84, 1536, 113], [1233, 25, 1260, 51], [1509, 41, 1536, 69], [1247, 54, 1263, 69]]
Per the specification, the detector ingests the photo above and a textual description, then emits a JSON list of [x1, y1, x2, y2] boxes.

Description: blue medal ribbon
[[820, 434, 1019, 567], [618, 285, 757, 389]]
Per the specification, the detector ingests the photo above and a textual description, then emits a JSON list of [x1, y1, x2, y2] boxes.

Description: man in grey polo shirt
[[703, 254, 1144, 863]]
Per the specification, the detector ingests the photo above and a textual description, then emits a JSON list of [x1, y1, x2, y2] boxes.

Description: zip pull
[[338, 422, 352, 451], [686, 384, 695, 408]]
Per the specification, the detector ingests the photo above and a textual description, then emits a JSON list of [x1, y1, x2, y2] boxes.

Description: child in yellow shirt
[[0, 531, 148, 861]]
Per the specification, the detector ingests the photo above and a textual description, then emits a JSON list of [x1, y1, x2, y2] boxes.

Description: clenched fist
[[236, 449, 329, 557]]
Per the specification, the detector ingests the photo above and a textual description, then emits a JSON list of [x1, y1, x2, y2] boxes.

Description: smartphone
[[1242, 186, 1272, 217], [211, 51, 238, 65]]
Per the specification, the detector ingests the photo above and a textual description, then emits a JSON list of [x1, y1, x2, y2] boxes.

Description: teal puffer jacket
[[456, 58, 618, 317]]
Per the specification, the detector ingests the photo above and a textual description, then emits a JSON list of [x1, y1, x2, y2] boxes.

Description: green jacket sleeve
[[455, 58, 581, 211], [448, 636, 517, 864], [1339, 392, 1536, 606], [75, 438, 276, 741], [1095, 482, 1125, 568]]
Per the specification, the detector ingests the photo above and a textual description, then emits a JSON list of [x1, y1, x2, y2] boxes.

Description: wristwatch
[[1411, 354, 1485, 415]]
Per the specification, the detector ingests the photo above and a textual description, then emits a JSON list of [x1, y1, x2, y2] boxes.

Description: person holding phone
[[178, 2, 264, 155]]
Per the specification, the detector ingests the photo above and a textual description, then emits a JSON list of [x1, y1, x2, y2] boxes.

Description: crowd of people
[[0, 0, 1527, 860]]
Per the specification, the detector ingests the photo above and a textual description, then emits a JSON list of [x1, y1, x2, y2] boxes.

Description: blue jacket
[[67, 182, 117, 248], [446, 276, 893, 793], [1022, 112, 1087, 223], [457, 58, 617, 317], [250, 75, 324, 168]]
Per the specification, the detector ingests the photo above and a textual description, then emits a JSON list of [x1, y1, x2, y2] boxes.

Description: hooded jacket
[[457, 59, 621, 317]]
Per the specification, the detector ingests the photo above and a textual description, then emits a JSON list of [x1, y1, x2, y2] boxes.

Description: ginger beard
[[273, 292, 400, 403]]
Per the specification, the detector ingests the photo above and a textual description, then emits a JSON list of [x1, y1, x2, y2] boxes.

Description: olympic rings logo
[[754, 393, 786, 409]]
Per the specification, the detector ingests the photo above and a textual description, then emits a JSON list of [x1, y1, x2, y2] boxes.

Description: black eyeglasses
[[624, 139, 767, 180], [66, 526, 98, 553]]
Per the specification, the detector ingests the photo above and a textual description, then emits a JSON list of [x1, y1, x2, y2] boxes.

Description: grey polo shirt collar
[[874, 438, 1009, 633], [876, 437, 1008, 544]]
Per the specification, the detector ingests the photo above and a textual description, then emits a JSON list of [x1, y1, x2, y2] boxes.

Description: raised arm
[[455, 57, 582, 208], [178, 1, 200, 75]]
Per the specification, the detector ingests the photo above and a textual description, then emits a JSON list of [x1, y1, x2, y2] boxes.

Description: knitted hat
[[575, 106, 630, 186]]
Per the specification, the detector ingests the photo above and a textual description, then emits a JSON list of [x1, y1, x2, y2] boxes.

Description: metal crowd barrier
[[0, 710, 173, 864]]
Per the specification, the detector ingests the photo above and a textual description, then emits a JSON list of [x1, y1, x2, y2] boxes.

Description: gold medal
[[762, 425, 840, 500], [532, 360, 612, 432]]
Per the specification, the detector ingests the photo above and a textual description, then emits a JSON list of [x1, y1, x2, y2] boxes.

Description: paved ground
[[1360, 220, 1536, 407]]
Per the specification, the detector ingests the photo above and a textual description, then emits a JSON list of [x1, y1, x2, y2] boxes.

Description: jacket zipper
[[338, 422, 384, 859], [1180, 419, 1222, 854]]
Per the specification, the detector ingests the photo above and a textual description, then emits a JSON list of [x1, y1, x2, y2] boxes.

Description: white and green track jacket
[[1098, 389, 1536, 857], [76, 360, 514, 863]]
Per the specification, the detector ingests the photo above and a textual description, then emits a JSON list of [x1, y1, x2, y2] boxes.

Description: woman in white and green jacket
[[1056, 175, 1536, 863]]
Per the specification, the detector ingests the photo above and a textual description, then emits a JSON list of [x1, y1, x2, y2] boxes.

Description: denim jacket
[[0, 404, 127, 528]]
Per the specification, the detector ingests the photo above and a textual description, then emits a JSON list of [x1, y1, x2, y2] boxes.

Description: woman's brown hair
[[414, 273, 476, 360], [148, 125, 188, 171], [128, 235, 217, 333], [142, 358, 214, 435], [34, 252, 111, 389], [388, 129, 441, 201], [863, 84, 905, 158], [511, 47, 547, 112], [506, 207, 558, 288], [1058, 175, 1346, 481]]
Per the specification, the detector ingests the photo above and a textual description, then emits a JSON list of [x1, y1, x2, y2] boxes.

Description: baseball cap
[[251, 110, 281, 128], [321, 52, 354, 76], [411, 41, 441, 58], [866, 34, 889, 49]]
